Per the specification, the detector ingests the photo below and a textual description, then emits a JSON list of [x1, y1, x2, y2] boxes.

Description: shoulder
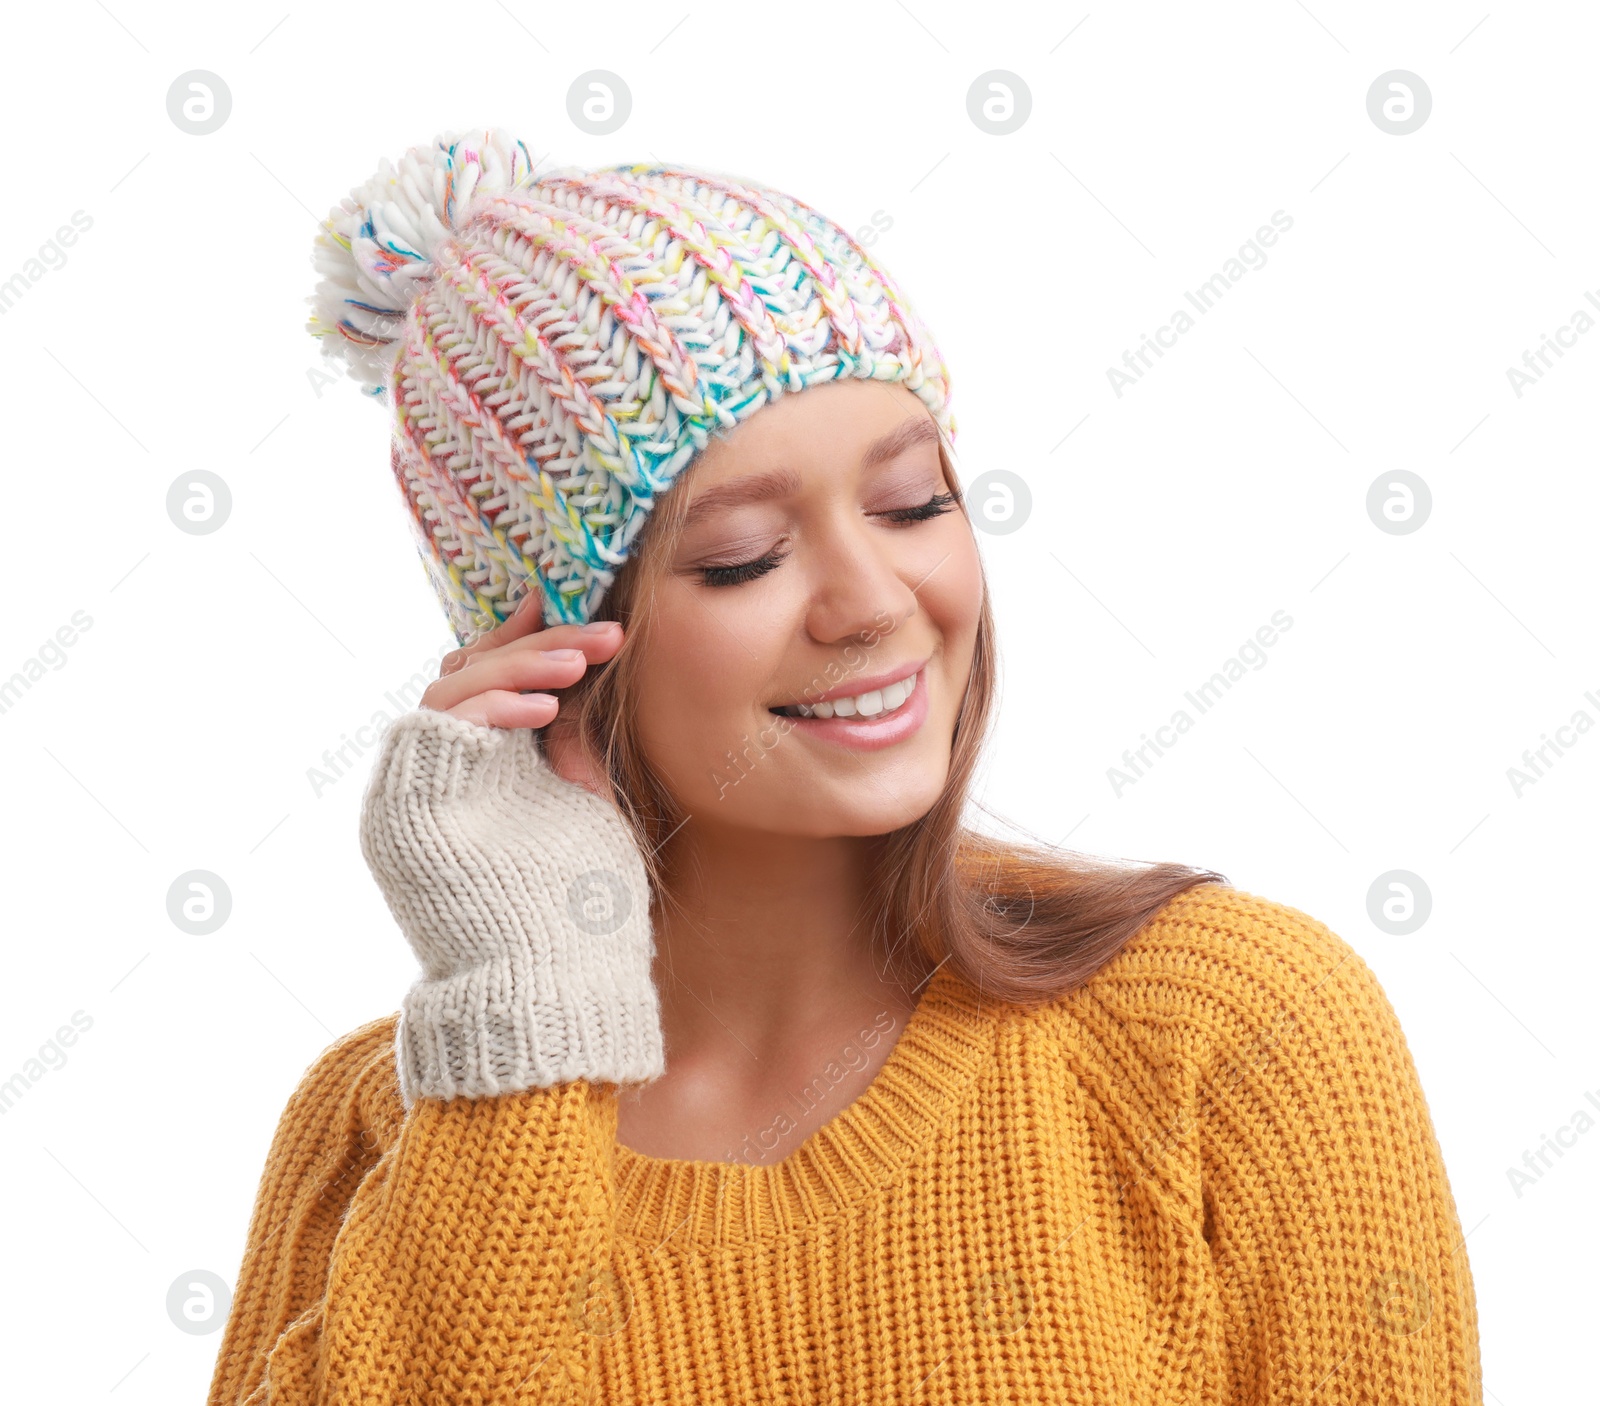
[[1048, 882, 1394, 1078], [1114, 881, 1366, 997], [278, 1012, 406, 1155]]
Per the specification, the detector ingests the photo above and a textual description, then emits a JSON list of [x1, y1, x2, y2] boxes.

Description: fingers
[[423, 645, 582, 714], [440, 613, 623, 679], [438, 593, 541, 676], [423, 616, 625, 727], [437, 688, 561, 731]]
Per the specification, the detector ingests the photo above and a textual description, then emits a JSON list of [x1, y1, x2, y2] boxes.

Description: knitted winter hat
[[307, 127, 956, 645]]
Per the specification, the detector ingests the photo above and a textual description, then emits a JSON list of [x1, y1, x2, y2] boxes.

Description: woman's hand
[[419, 594, 623, 800], [358, 597, 663, 1103]]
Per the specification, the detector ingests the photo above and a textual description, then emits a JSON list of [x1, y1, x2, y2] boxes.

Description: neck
[[652, 823, 925, 1062]]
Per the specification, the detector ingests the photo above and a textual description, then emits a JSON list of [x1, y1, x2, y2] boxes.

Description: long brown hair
[[549, 422, 1226, 1009]]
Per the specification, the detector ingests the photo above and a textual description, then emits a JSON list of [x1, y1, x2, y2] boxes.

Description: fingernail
[[511, 592, 539, 616], [580, 620, 619, 633], [543, 648, 584, 661]]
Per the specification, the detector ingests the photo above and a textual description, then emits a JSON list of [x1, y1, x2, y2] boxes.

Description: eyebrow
[[680, 415, 942, 528]]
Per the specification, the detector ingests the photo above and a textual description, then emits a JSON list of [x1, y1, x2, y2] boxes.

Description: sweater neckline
[[612, 959, 997, 1247]]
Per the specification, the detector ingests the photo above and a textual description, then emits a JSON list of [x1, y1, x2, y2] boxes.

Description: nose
[[802, 514, 924, 648]]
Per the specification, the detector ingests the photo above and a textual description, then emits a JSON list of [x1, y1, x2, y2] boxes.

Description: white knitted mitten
[[358, 706, 666, 1107]]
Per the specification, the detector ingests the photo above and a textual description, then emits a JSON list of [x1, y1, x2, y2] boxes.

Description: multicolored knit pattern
[[307, 127, 956, 642]]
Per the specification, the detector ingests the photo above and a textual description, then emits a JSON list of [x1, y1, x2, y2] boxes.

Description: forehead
[[685, 381, 937, 487], [679, 390, 941, 528]]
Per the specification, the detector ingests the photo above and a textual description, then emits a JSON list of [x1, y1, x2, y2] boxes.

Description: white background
[[0, 0, 1593, 1399]]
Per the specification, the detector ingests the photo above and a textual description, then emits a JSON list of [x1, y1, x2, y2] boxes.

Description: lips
[[766, 665, 931, 753], [767, 657, 929, 717], [771, 668, 921, 720]]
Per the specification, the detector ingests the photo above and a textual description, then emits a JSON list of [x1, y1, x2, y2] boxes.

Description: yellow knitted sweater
[[206, 884, 1483, 1404]]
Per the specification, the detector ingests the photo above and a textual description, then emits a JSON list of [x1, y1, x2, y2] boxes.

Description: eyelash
[[698, 491, 961, 588]]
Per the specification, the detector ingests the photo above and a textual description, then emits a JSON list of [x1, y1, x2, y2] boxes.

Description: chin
[[762, 765, 950, 839], [671, 711, 955, 830]]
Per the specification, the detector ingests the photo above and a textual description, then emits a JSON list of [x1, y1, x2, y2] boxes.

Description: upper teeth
[[783, 669, 920, 720]]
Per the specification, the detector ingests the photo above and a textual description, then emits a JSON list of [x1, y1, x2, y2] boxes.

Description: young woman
[[207, 128, 1484, 1404]]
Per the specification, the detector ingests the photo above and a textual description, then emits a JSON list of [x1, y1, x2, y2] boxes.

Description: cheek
[[919, 522, 984, 667], [630, 589, 784, 781]]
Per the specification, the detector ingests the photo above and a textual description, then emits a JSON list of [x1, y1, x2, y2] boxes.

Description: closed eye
[[700, 548, 790, 588], [878, 490, 960, 524], [697, 490, 961, 588]]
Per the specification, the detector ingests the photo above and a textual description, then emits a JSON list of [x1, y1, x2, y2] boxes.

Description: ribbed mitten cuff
[[394, 961, 667, 1106], [359, 706, 667, 1108]]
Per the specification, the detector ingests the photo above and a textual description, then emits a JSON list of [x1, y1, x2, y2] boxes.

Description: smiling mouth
[[769, 668, 923, 721]]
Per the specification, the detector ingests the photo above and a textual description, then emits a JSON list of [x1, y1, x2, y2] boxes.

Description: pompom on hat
[[308, 126, 956, 644]]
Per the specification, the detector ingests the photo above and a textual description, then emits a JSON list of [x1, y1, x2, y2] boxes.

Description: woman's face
[[629, 378, 983, 840]]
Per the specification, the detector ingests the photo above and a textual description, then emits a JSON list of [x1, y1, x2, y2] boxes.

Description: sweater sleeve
[[208, 708, 664, 1406], [206, 1019, 629, 1406], [1189, 894, 1484, 1404], [204, 1017, 402, 1406]]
